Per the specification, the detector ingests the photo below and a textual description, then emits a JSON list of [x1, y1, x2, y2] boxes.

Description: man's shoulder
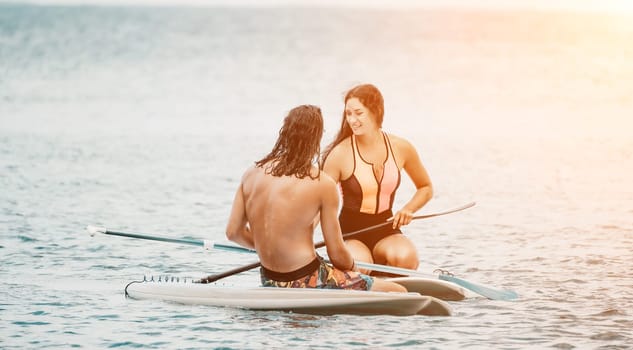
[[240, 164, 263, 183], [318, 170, 337, 184], [315, 171, 338, 193], [294, 169, 336, 187], [242, 164, 258, 176]]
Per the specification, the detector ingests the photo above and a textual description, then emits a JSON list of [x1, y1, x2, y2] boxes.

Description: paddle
[[212, 242, 519, 301], [87, 201, 475, 283], [87, 222, 518, 300]]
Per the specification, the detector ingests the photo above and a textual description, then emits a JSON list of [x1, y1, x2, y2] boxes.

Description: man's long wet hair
[[255, 105, 323, 179], [322, 84, 384, 164]]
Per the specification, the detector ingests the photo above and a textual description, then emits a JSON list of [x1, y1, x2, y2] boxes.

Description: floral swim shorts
[[260, 255, 373, 290]]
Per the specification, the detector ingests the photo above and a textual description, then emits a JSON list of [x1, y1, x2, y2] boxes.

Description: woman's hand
[[391, 208, 414, 229]]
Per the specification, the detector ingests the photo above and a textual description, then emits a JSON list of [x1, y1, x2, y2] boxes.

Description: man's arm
[[226, 182, 254, 249], [319, 176, 355, 271]]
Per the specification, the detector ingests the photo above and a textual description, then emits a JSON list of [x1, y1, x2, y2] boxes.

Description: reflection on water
[[239, 313, 325, 329]]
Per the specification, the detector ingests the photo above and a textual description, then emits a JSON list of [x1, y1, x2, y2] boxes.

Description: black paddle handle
[[198, 261, 262, 283]]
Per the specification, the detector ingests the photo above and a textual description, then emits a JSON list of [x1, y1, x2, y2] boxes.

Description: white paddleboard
[[125, 279, 439, 316]]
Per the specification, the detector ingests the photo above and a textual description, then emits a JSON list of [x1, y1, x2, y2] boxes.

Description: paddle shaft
[[88, 201, 476, 283], [94, 229, 205, 247]]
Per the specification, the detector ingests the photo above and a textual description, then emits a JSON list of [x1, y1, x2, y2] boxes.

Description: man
[[226, 104, 405, 292]]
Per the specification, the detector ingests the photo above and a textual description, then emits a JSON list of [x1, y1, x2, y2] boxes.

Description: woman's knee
[[345, 240, 373, 274], [374, 238, 419, 269], [345, 240, 372, 259], [391, 253, 419, 270]]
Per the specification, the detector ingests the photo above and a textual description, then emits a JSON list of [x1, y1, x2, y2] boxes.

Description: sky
[[4, 0, 633, 14]]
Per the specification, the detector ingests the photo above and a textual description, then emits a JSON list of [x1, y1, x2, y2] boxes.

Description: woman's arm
[[392, 137, 433, 229], [322, 148, 343, 183]]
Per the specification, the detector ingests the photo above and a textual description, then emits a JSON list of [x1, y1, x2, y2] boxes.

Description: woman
[[322, 84, 433, 273]]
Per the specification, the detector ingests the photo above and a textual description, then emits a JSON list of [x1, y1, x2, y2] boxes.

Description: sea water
[[1, 3, 632, 349]]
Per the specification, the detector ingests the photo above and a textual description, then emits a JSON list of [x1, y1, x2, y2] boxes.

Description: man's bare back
[[229, 165, 353, 273]]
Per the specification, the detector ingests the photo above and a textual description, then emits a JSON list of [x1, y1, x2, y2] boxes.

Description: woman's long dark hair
[[322, 84, 384, 163], [256, 105, 323, 179]]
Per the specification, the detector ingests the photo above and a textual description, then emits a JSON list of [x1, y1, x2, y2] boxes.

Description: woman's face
[[345, 97, 378, 135]]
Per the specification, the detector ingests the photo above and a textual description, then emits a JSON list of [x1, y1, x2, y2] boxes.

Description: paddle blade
[[438, 274, 519, 301]]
